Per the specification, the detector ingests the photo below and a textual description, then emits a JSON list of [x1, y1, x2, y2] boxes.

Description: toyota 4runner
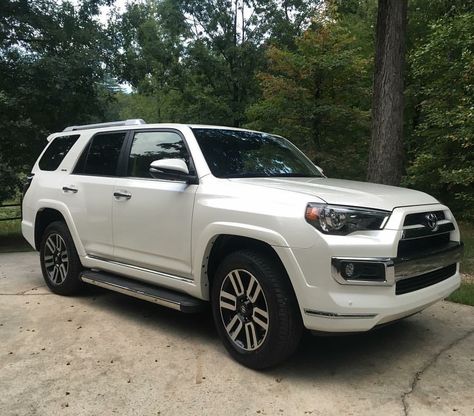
[[22, 119, 463, 369]]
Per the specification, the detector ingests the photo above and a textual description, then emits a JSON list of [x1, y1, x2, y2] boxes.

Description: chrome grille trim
[[401, 222, 455, 240], [403, 210, 445, 226]]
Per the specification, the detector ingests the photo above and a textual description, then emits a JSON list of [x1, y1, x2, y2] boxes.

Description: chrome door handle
[[113, 191, 132, 200], [62, 186, 78, 193]]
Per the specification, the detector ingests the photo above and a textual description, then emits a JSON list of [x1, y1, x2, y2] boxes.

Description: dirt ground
[[1, 252, 473, 416]]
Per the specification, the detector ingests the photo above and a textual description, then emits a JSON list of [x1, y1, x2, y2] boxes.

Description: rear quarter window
[[38, 134, 80, 171]]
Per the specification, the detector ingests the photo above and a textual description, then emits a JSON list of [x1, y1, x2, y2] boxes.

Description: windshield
[[192, 128, 323, 179]]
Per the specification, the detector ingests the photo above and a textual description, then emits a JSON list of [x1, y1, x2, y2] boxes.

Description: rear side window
[[127, 131, 191, 178], [38, 134, 80, 171], [74, 132, 126, 176]]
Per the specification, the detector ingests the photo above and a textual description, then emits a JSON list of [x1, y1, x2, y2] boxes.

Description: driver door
[[112, 129, 198, 278]]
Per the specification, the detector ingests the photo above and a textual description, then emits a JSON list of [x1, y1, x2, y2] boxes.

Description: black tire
[[40, 221, 84, 296], [211, 249, 303, 369]]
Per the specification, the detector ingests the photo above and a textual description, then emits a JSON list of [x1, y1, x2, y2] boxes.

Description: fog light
[[339, 261, 386, 282], [345, 262, 355, 278]]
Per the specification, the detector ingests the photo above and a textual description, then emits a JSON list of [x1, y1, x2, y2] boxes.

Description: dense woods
[[0, 0, 473, 219]]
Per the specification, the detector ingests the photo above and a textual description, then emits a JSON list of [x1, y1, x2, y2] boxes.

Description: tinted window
[[74, 132, 126, 176], [127, 131, 190, 178], [192, 128, 322, 178], [38, 134, 80, 171]]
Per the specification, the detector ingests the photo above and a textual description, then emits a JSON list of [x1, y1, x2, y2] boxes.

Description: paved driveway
[[0, 252, 473, 416]]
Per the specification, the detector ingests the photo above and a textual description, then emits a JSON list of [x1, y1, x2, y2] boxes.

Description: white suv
[[22, 119, 463, 368]]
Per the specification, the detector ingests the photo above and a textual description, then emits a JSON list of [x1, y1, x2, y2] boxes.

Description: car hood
[[229, 177, 438, 211]]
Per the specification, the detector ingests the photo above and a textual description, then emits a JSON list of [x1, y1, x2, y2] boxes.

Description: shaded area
[[1, 252, 473, 415]]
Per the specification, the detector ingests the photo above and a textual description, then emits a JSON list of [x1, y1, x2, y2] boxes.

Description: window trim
[[71, 130, 132, 178], [120, 128, 198, 181]]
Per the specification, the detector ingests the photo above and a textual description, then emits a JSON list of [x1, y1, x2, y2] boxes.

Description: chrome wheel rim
[[219, 269, 269, 351], [44, 233, 69, 285]]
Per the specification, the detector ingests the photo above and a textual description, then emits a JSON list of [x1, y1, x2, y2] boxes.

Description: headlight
[[305, 203, 390, 235]]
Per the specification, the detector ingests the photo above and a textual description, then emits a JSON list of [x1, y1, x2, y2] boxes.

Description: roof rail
[[63, 119, 146, 132]]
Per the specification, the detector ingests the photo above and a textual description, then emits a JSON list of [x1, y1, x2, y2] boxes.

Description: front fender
[[193, 222, 290, 300]]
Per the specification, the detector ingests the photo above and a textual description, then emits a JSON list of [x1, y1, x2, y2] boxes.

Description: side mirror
[[149, 159, 198, 184], [315, 165, 325, 177]]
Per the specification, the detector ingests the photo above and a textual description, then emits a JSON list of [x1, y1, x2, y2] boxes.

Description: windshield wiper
[[224, 172, 322, 179], [270, 173, 321, 178]]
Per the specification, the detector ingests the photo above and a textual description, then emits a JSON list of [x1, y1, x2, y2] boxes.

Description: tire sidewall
[[211, 251, 300, 369], [40, 221, 83, 295]]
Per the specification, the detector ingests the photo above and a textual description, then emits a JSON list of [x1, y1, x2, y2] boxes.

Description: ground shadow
[[81, 287, 439, 383]]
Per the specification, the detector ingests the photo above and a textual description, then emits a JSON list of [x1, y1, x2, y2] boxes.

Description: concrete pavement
[[0, 252, 473, 416]]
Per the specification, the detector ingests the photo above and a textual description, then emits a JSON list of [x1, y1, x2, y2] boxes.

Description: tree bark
[[367, 0, 408, 185]]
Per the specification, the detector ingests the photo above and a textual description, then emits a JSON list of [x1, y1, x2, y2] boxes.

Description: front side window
[[192, 128, 322, 178], [127, 131, 190, 178], [74, 132, 126, 176], [38, 134, 80, 171]]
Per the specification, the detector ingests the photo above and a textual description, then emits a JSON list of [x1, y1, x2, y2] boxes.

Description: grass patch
[[447, 282, 474, 307], [458, 222, 474, 275], [0, 202, 33, 253], [446, 222, 473, 306], [0, 219, 32, 253]]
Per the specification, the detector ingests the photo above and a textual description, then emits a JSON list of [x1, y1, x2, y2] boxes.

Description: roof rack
[[63, 119, 146, 132]]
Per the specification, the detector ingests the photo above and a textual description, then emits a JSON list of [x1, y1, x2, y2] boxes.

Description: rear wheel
[[40, 221, 83, 295], [212, 250, 303, 369]]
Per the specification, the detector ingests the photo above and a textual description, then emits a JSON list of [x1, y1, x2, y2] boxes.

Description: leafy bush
[[404, 13, 474, 220]]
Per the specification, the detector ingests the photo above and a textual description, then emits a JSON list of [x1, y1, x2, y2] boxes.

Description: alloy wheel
[[43, 233, 69, 285], [219, 269, 269, 351]]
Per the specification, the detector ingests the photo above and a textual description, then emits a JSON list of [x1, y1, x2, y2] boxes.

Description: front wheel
[[40, 221, 84, 295], [211, 250, 303, 369]]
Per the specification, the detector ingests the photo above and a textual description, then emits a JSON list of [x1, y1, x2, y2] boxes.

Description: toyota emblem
[[424, 212, 438, 231]]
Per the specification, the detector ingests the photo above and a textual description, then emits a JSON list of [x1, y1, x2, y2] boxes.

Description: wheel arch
[[35, 208, 65, 250], [207, 235, 285, 284], [197, 230, 301, 310], [34, 202, 85, 257]]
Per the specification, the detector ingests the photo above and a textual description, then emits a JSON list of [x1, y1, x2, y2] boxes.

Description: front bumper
[[301, 270, 460, 332], [302, 243, 463, 331], [276, 204, 463, 333]]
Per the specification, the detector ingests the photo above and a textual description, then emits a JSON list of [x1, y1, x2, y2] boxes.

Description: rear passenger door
[[67, 131, 128, 258], [112, 129, 197, 278]]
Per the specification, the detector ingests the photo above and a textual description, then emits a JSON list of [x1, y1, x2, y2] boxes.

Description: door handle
[[114, 191, 132, 200], [62, 186, 78, 193]]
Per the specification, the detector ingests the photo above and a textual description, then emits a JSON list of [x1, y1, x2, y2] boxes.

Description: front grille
[[397, 232, 450, 257], [396, 264, 457, 295], [404, 210, 445, 226]]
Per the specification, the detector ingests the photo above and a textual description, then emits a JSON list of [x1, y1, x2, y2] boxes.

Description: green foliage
[[110, 0, 321, 126], [0, 155, 21, 203], [0, 0, 117, 203], [246, 19, 373, 179], [404, 12, 474, 220]]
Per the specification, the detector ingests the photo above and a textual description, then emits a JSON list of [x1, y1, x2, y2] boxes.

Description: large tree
[[367, 0, 408, 185], [111, 0, 321, 126], [246, 19, 373, 180], [0, 0, 115, 201]]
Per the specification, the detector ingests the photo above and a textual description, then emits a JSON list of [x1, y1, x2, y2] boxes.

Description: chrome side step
[[80, 270, 206, 313]]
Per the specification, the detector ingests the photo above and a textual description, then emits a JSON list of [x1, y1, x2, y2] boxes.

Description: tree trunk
[[367, 0, 408, 185]]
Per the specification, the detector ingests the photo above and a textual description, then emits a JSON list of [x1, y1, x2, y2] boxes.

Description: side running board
[[80, 270, 206, 313]]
